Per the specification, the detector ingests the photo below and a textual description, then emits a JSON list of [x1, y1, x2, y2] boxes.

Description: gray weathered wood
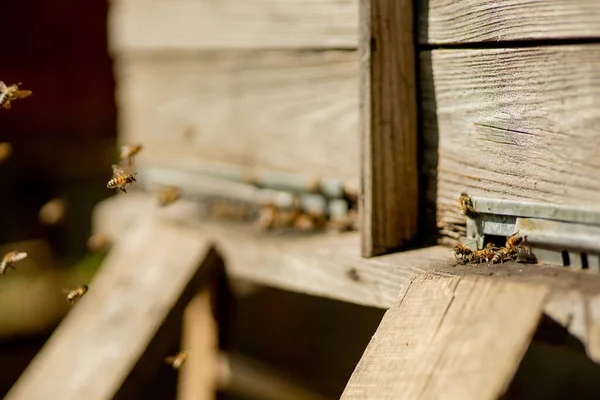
[[341, 274, 548, 400], [115, 51, 359, 187], [421, 45, 600, 238], [418, 0, 600, 45], [360, 0, 418, 257], [5, 219, 214, 400], [108, 0, 358, 52]]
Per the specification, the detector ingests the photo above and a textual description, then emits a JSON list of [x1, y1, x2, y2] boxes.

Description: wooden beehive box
[[108, 0, 360, 189], [9, 1, 600, 400]]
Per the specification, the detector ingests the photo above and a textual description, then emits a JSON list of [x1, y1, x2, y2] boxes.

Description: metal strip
[[471, 197, 600, 225], [515, 218, 600, 253]]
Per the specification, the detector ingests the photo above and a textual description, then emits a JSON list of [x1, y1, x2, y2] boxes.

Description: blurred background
[[0, 2, 381, 399]]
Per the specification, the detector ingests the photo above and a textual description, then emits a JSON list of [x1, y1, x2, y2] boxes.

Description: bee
[[165, 351, 188, 370], [155, 186, 182, 207], [472, 248, 496, 263], [64, 285, 89, 305], [505, 232, 526, 249], [0, 250, 27, 275], [119, 144, 143, 166], [255, 204, 278, 231], [0, 81, 32, 109], [514, 244, 537, 264], [107, 164, 137, 193], [453, 244, 474, 263], [491, 247, 517, 264], [459, 192, 478, 219]]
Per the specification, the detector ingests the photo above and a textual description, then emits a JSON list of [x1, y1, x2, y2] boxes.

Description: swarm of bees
[[165, 351, 188, 370], [0, 251, 27, 275], [0, 81, 32, 110], [453, 232, 536, 265]]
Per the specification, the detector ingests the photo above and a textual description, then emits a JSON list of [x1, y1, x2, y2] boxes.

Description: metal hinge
[[461, 197, 600, 272]]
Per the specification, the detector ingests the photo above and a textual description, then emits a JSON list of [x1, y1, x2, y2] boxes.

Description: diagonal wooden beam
[[341, 274, 548, 400]]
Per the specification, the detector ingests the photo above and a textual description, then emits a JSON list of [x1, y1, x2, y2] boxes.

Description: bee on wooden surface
[[155, 186, 182, 207], [119, 144, 143, 166], [107, 164, 137, 193], [472, 248, 496, 263], [505, 232, 526, 249], [0, 82, 32, 109], [165, 351, 188, 370], [458, 192, 478, 219], [513, 244, 537, 264], [64, 285, 88, 305], [453, 244, 474, 263], [491, 247, 517, 264], [0, 251, 27, 275]]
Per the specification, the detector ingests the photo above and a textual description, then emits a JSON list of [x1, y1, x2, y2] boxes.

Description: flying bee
[[0, 81, 32, 109], [64, 285, 88, 305], [119, 144, 143, 166], [107, 164, 137, 193], [505, 232, 526, 249], [165, 351, 188, 370], [155, 186, 182, 207], [453, 244, 474, 263], [0, 250, 27, 275], [458, 192, 478, 219]]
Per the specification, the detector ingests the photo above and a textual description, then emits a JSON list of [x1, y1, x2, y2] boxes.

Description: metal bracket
[[464, 197, 600, 271]]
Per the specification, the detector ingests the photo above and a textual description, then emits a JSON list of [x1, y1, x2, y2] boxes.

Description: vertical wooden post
[[359, 0, 419, 257], [178, 291, 219, 400]]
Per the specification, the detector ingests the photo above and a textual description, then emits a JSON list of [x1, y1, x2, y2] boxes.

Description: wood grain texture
[[421, 45, 600, 237], [418, 0, 600, 45], [341, 274, 548, 400], [109, 0, 358, 52], [5, 219, 213, 400], [360, 0, 418, 257], [179, 292, 219, 400], [116, 51, 359, 187]]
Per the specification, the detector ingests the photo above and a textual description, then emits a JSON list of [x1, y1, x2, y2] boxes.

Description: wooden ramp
[[5, 219, 219, 400], [341, 274, 549, 400]]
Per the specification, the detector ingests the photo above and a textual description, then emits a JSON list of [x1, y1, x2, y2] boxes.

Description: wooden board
[[360, 0, 418, 257], [109, 0, 358, 52], [421, 45, 600, 235], [341, 274, 549, 400], [418, 1, 600, 45], [115, 51, 359, 187], [5, 219, 213, 400]]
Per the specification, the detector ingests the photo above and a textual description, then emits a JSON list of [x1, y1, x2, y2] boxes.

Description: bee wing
[[12, 90, 32, 99], [0, 81, 6, 90], [111, 164, 125, 177]]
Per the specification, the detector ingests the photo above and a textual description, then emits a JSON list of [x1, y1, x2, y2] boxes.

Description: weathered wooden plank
[[418, 1, 600, 45], [421, 45, 600, 236], [108, 0, 358, 52], [116, 51, 359, 187], [360, 0, 418, 257], [5, 219, 214, 400], [341, 274, 549, 400]]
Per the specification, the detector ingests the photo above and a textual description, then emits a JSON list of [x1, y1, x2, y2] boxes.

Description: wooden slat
[[341, 274, 549, 400], [360, 0, 418, 257], [116, 51, 359, 187], [5, 219, 213, 400], [421, 45, 600, 236], [418, 1, 600, 45], [108, 0, 357, 52], [179, 291, 219, 400]]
